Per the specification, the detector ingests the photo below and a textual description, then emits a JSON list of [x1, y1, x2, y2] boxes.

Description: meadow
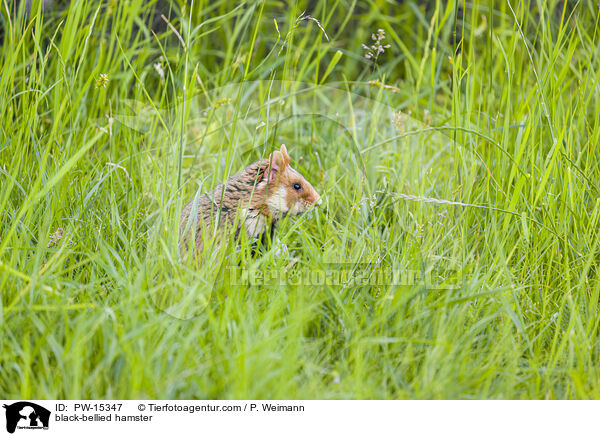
[[1, 0, 600, 399]]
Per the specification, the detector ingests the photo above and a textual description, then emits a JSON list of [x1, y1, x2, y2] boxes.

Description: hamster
[[180, 145, 322, 256]]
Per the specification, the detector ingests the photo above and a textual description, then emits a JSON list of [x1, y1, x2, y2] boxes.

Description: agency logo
[[2, 402, 50, 434]]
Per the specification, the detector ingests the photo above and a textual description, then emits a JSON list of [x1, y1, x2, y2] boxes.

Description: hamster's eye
[[293, 182, 302, 191]]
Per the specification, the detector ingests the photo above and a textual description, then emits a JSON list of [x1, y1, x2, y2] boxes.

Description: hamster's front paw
[[273, 238, 289, 257]]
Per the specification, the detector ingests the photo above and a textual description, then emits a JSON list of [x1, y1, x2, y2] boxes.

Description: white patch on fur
[[288, 200, 307, 216], [267, 186, 289, 217]]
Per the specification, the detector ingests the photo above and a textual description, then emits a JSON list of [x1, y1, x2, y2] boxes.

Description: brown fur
[[180, 145, 321, 256]]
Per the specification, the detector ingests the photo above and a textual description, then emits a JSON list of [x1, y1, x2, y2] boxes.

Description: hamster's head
[[263, 145, 322, 217]]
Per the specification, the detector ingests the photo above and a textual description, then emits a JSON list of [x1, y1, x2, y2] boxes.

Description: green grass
[[1, 0, 600, 399]]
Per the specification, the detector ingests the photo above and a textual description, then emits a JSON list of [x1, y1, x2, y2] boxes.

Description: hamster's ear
[[264, 149, 286, 183], [280, 144, 291, 166]]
